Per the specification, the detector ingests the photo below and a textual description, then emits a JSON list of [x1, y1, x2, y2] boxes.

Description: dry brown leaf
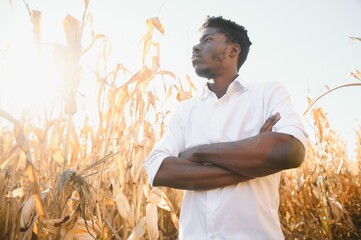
[[22, 153, 46, 221], [307, 96, 313, 106], [146, 203, 159, 240], [42, 217, 68, 235], [115, 190, 131, 221], [63, 15, 81, 51], [86, 12, 94, 37], [41, 188, 52, 201], [147, 188, 171, 211], [20, 195, 36, 233], [186, 74, 197, 91], [135, 66, 154, 92], [152, 56, 160, 72], [81, 34, 107, 55], [127, 207, 135, 228], [130, 150, 145, 183], [141, 19, 154, 65], [73, 219, 101, 240], [60, 210, 80, 240], [53, 150, 65, 164], [84, 0, 89, 8], [31, 10, 41, 45], [101, 37, 112, 61], [164, 86, 173, 103], [143, 121, 155, 143], [157, 70, 176, 79], [355, 68, 361, 78], [171, 212, 179, 231], [127, 217, 146, 240], [6, 187, 28, 199], [147, 92, 156, 110], [0, 145, 19, 170], [14, 123, 30, 153], [350, 68, 361, 81], [150, 17, 165, 35]]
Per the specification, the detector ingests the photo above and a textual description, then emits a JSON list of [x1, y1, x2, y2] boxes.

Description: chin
[[194, 67, 214, 79]]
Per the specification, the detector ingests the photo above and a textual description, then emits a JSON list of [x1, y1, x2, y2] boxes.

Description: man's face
[[192, 27, 232, 79]]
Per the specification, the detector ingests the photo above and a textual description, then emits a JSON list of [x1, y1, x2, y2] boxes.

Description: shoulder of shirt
[[245, 80, 283, 88], [170, 97, 198, 115], [179, 96, 199, 108], [243, 80, 285, 92]]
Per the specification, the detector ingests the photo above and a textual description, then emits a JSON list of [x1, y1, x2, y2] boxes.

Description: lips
[[192, 54, 202, 60], [191, 54, 202, 65]]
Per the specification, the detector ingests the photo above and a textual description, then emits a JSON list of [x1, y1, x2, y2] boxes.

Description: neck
[[208, 73, 239, 99]]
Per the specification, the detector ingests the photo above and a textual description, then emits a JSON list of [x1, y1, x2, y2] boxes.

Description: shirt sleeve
[[263, 82, 309, 150], [143, 109, 185, 186]]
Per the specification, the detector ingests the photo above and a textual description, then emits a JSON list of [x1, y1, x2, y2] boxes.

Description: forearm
[[153, 157, 252, 190], [190, 132, 305, 178]]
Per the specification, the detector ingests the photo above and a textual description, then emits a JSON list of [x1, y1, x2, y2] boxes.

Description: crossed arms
[[152, 113, 305, 190]]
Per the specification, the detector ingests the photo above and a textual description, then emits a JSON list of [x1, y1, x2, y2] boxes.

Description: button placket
[[208, 100, 218, 140], [212, 101, 222, 140], [207, 189, 219, 238]]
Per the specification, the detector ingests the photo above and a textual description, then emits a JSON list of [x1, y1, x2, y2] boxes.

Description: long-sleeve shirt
[[144, 76, 308, 240]]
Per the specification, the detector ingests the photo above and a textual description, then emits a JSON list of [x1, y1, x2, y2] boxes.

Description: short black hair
[[199, 16, 252, 71]]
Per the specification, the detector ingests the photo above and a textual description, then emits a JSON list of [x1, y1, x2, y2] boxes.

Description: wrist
[[194, 144, 216, 164]]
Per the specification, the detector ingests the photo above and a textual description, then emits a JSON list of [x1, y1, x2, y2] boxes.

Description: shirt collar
[[199, 75, 248, 100]]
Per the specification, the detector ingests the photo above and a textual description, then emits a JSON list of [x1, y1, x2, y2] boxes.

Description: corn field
[[0, 2, 360, 239]]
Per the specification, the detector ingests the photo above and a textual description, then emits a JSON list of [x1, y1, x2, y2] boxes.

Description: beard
[[193, 48, 227, 80], [194, 66, 216, 79]]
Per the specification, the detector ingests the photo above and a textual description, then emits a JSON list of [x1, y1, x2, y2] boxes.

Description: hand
[[259, 112, 280, 133], [179, 146, 198, 160]]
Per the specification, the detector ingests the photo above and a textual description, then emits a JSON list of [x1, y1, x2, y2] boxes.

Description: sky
[[0, 0, 360, 157]]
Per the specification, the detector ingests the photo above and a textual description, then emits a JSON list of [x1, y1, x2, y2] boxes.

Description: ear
[[229, 44, 241, 58]]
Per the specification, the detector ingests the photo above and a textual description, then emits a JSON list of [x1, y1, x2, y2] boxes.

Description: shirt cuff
[[143, 152, 169, 186], [276, 126, 309, 150]]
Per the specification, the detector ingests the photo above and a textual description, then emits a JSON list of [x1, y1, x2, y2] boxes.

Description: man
[[144, 16, 308, 239]]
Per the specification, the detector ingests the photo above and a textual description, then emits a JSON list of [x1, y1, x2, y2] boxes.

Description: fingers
[[178, 146, 197, 161], [259, 112, 281, 133]]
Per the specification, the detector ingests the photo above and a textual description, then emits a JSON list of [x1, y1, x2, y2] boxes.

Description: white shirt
[[144, 76, 308, 240]]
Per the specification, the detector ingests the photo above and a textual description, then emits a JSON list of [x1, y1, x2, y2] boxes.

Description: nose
[[192, 43, 201, 53]]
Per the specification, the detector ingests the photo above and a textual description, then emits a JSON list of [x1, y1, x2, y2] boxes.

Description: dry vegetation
[[279, 107, 361, 239], [0, 2, 360, 239]]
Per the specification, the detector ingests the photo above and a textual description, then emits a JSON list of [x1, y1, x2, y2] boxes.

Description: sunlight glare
[[0, 40, 63, 113]]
